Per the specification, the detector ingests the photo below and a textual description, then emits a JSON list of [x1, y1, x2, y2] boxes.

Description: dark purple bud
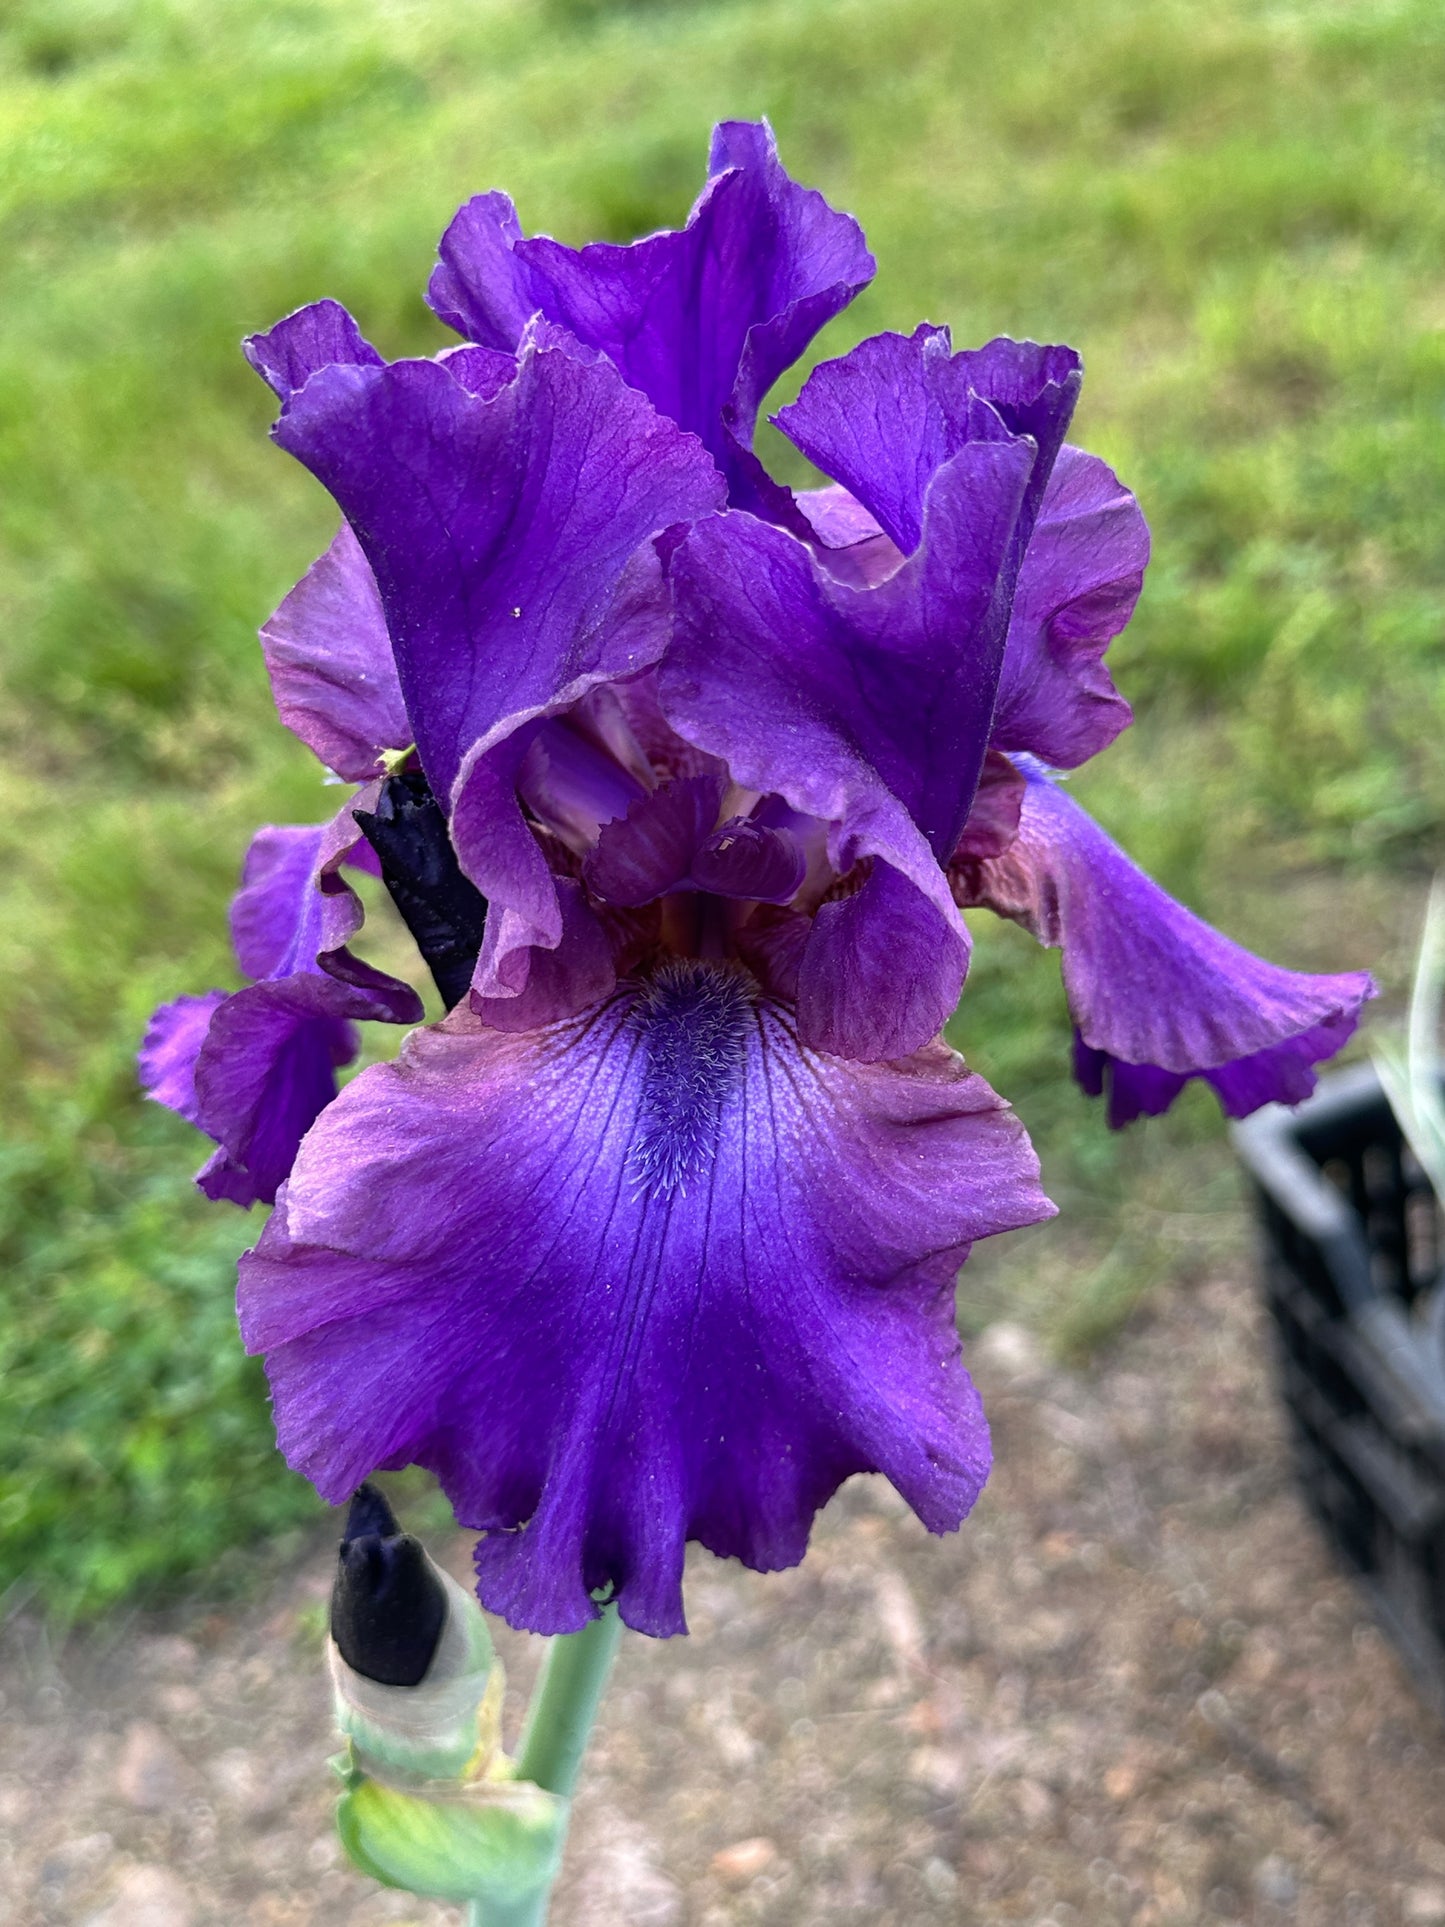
[[330, 1482, 447, 1688], [354, 772, 487, 1011]]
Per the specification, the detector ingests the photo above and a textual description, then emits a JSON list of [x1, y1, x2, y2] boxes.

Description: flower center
[[628, 960, 754, 1200]]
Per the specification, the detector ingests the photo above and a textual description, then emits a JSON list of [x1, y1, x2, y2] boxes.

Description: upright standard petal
[[270, 327, 727, 808], [956, 762, 1375, 1122], [243, 298, 384, 409], [991, 447, 1146, 769], [775, 326, 1080, 567], [260, 525, 410, 782], [239, 963, 1054, 1637], [427, 120, 874, 519], [664, 450, 1035, 1057]]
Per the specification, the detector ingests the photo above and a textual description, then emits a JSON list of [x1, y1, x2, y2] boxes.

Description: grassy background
[[1, 0, 1440, 1618]]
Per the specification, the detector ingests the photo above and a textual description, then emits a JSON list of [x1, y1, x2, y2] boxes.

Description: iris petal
[[957, 761, 1376, 1121], [992, 447, 1146, 770], [141, 809, 423, 1207], [269, 327, 725, 810], [243, 297, 383, 409], [138, 991, 228, 1127], [239, 970, 1053, 1636], [775, 326, 1080, 565], [426, 119, 874, 523], [585, 776, 726, 907], [259, 524, 410, 783], [193, 982, 360, 1206]]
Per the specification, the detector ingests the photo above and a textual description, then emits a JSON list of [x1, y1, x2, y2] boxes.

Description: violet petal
[[138, 991, 229, 1127], [230, 810, 422, 1022], [270, 327, 726, 809], [959, 762, 1376, 1121], [992, 447, 1146, 769], [952, 749, 1026, 864], [260, 525, 410, 782], [664, 483, 1023, 1055], [670, 439, 1038, 871], [194, 979, 360, 1206], [468, 877, 616, 1032], [775, 327, 1079, 564], [427, 119, 874, 521], [238, 968, 1053, 1636], [584, 776, 727, 907], [243, 298, 384, 409], [690, 818, 805, 905], [797, 862, 969, 1061], [518, 717, 650, 852]]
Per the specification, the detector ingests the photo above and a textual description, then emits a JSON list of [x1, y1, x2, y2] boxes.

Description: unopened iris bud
[[353, 771, 487, 1011], [332, 1482, 447, 1688], [326, 1484, 567, 1907], [329, 1482, 498, 1784]]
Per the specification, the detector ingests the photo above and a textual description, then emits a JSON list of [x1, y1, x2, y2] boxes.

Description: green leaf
[[335, 1774, 568, 1906]]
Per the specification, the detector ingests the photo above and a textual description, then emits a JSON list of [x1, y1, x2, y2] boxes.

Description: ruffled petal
[[952, 748, 1026, 863], [775, 327, 1080, 565], [584, 776, 726, 907], [665, 468, 1037, 1055], [243, 298, 383, 409], [138, 983, 362, 1212], [957, 762, 1376, 1121], [269, 323, 726, 809], [260, 525, 410, 782], [517, 716, 649, 851], [468, 878, 616, 1033], [231, 807, 422, 1022], [427, 120, 873, 521], [138, 990, 229, 1126], [238, 964, 1053, 1636], [1072, 1014, 1363, 1127], [794, 485, 903, 593], [992, 447, 1146, 769], [691, 818, 804, 905], [145, 809, 426, 1206], [193, 979, 361, 1207], [668, 497, 1035, 872]]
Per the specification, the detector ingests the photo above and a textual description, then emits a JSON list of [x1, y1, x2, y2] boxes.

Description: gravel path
[[5, 1264, 1445, 1927]]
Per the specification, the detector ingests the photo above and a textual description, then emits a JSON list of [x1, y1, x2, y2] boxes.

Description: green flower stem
[[464, 1891, 551, 1927], [463, 1890, 553, 1927], [464, 1603, 624, 1927], [516, 1601, 624, 1799]]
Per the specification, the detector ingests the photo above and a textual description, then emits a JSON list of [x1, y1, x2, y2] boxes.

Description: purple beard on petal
[[628, 960, 753, 1200]]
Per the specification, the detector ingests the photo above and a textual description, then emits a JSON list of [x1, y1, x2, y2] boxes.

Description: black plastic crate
[[1233, 1063, 1445, 1712]]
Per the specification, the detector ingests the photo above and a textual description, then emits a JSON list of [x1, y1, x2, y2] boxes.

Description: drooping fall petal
[[239, 969, 1053, 1636], [956, 761, 1375, 1122]]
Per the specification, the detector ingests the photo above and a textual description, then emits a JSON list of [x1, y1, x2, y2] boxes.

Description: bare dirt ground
[[5, 1262, 1445, 1927]]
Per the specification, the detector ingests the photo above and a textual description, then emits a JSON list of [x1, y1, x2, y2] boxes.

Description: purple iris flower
[[143, 121, 1372, 1637]]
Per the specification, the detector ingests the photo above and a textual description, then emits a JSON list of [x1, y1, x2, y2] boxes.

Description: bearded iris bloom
[[142, 122, 1372, 1637]]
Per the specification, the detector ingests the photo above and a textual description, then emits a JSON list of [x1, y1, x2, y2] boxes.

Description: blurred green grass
[[2, 0, 1440, 1617]]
